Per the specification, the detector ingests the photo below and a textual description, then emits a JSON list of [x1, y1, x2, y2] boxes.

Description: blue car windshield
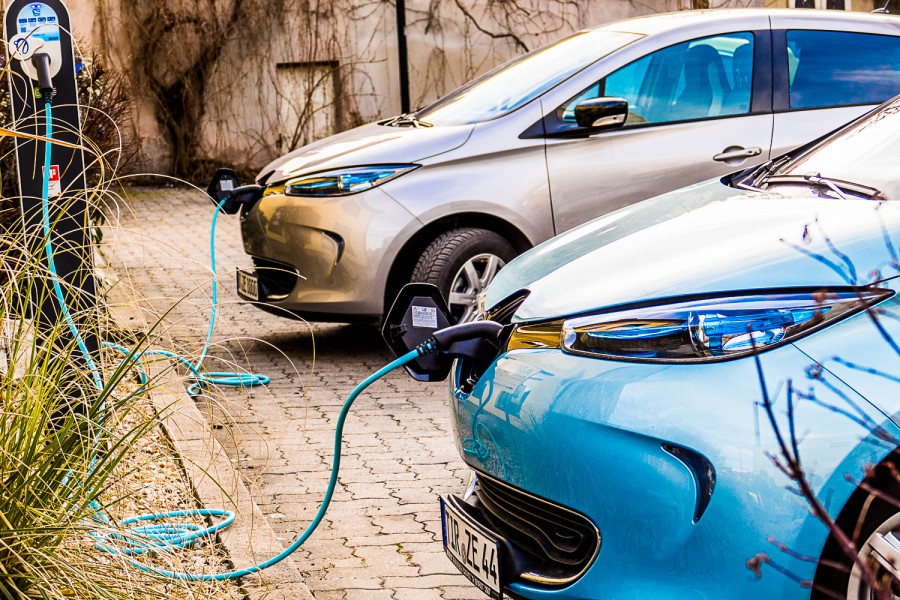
[[780, 97, 900, 199], [414, 30, 641, 126]]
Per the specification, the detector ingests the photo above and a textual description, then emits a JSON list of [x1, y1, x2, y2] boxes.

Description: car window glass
[[786, 31, 900, 110], [558, 32, 754, 126], [414, 30, 640, 126]]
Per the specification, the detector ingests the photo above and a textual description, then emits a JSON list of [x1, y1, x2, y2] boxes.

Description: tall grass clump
[[0, 237, 161, 599]]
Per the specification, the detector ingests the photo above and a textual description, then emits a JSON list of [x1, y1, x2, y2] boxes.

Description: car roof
[[591, 8, 899, 37]]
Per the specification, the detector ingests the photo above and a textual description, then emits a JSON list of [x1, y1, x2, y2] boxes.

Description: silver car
[[236, 8, 900, 324]]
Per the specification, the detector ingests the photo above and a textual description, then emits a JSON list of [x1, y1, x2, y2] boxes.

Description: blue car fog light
[[559, 289, 892, 363]]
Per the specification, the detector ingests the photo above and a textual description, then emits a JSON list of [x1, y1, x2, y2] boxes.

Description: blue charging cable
[[38, 100, 424, 580]]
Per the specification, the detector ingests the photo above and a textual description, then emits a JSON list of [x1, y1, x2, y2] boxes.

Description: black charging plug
[[31, 53, 56, 102], [430, 321, 503, 351], [417, 320, 504, 362]]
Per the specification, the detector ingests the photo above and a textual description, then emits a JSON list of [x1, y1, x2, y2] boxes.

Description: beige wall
[[61, 0, 886, 175]]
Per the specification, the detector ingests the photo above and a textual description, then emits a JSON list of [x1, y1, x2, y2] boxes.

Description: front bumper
[[448, 343, 896, 599], [447, 471, 601, 593], [238, 187, 420, 321]]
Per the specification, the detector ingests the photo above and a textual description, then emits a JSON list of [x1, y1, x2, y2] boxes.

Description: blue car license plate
[[440, 496, 502, 599]]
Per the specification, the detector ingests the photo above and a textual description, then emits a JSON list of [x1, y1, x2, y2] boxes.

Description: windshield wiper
[[763, 171, 884, 201], [383, 112, 433, 128], [732, 155, 792, 192]]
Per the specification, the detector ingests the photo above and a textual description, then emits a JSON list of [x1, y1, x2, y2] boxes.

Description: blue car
[[439, 97, 900, 599]]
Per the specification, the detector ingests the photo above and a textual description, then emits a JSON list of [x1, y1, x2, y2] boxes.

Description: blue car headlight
[[507, 289, 892, 363], [284, 164, 419, 197]]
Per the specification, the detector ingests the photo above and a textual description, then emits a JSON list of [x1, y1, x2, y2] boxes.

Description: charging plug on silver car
[[207, 168, 264, 215]]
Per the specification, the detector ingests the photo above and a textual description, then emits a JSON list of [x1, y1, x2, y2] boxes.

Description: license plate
[[441, 496, 502, 599], [236, 269, 259, 301]]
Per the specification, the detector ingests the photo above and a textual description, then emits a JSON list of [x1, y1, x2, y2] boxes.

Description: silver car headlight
[[284, 164, 420, 197], [507, 289, 892, 363]]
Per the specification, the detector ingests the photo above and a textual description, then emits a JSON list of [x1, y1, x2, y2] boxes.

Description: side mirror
[[206, 168, 264, 215], [382, 283, 455, 382], [574, 97, 628, 133]]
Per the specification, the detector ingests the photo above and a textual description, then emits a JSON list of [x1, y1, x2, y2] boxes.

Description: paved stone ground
[[102, 186, 482, 600]]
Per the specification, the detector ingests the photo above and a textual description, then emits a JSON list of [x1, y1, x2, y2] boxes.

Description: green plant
[[0, 252, 161, 598]]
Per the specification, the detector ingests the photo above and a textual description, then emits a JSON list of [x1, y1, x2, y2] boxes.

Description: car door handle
[[713, 146, 762, 162]]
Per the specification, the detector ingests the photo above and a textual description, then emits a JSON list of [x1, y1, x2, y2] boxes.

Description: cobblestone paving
[[102, 187, 481, 600]]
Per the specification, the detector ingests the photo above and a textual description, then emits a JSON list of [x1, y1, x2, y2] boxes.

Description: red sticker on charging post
[[43, 165, 61, 198]]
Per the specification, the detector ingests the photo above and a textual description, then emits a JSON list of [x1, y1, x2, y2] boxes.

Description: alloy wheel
[[448, 253, 505, 323], [849, 512, 900, 599]]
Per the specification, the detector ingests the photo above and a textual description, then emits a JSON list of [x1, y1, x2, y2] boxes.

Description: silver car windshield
[[414, 30, 641, 126], [779, 97, 900, 199]]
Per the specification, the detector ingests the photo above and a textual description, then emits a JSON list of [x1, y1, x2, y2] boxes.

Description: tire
[[411, 228, 516, 323], [813, 459, 900, 599]]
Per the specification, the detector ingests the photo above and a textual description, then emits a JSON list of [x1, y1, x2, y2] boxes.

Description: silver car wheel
[[448, 253, 505, 323], [848, 512, 900, 599]]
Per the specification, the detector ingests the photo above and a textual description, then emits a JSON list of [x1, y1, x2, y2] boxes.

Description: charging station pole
[[4, 0, 98, 399]]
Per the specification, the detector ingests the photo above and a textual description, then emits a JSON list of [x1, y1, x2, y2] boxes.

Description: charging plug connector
[[417, 321, 503, 362], [32, 53, 56, 102], [7, 35, 57, 103], [430, 321, 503, 351]]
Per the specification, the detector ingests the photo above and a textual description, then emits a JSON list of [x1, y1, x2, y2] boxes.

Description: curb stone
[[100, 257, 316, 600]]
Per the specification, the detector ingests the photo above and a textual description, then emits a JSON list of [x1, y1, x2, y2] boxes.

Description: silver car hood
[[487, 179, 900, 323], [258, 122, 474, 184]]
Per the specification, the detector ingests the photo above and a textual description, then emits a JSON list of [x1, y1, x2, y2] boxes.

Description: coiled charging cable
[[37, 100, 456, 580]]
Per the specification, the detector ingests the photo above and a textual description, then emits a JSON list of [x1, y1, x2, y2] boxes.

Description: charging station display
[[11, 3, 62, 81], [15, 3, 59, 40]]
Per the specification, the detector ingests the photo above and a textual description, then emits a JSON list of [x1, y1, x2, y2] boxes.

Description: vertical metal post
[[396, 0, 410, 114]]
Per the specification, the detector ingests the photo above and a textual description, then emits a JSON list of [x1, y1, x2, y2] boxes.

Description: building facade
[[67, 0, 876, 175]]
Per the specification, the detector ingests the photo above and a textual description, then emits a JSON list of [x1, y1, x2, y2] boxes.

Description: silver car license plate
[[236, 269, 259, 301], [441, 496, 502, 599]]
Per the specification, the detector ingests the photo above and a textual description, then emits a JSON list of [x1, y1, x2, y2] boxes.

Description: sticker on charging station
[[412, 305, 438, 328], [43, 165, 60, 197]]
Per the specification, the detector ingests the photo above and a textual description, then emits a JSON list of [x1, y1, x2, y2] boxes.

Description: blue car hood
[[258, 122, 474, 184], [487, 179, 900, 323]]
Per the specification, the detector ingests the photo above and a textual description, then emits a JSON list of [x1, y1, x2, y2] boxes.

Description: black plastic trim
[[449, 471, 601, 589], [662, 443, 717, 523], [772, 29, 791, 113]]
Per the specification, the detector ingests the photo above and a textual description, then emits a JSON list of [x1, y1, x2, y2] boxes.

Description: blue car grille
[[466, 472, 600, 586]]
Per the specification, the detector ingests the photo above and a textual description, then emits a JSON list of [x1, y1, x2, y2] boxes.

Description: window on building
[[790, 0, 850, 8], [276, 61, 340, 151], [786, 31, 900, 110]]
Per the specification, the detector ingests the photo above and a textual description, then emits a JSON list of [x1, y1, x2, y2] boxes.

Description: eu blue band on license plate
[[440, 496, 503, 599]]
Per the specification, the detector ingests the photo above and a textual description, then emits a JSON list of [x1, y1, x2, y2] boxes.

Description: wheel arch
[[384, 213, 533, 314], [811, 445, 900, 598]]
